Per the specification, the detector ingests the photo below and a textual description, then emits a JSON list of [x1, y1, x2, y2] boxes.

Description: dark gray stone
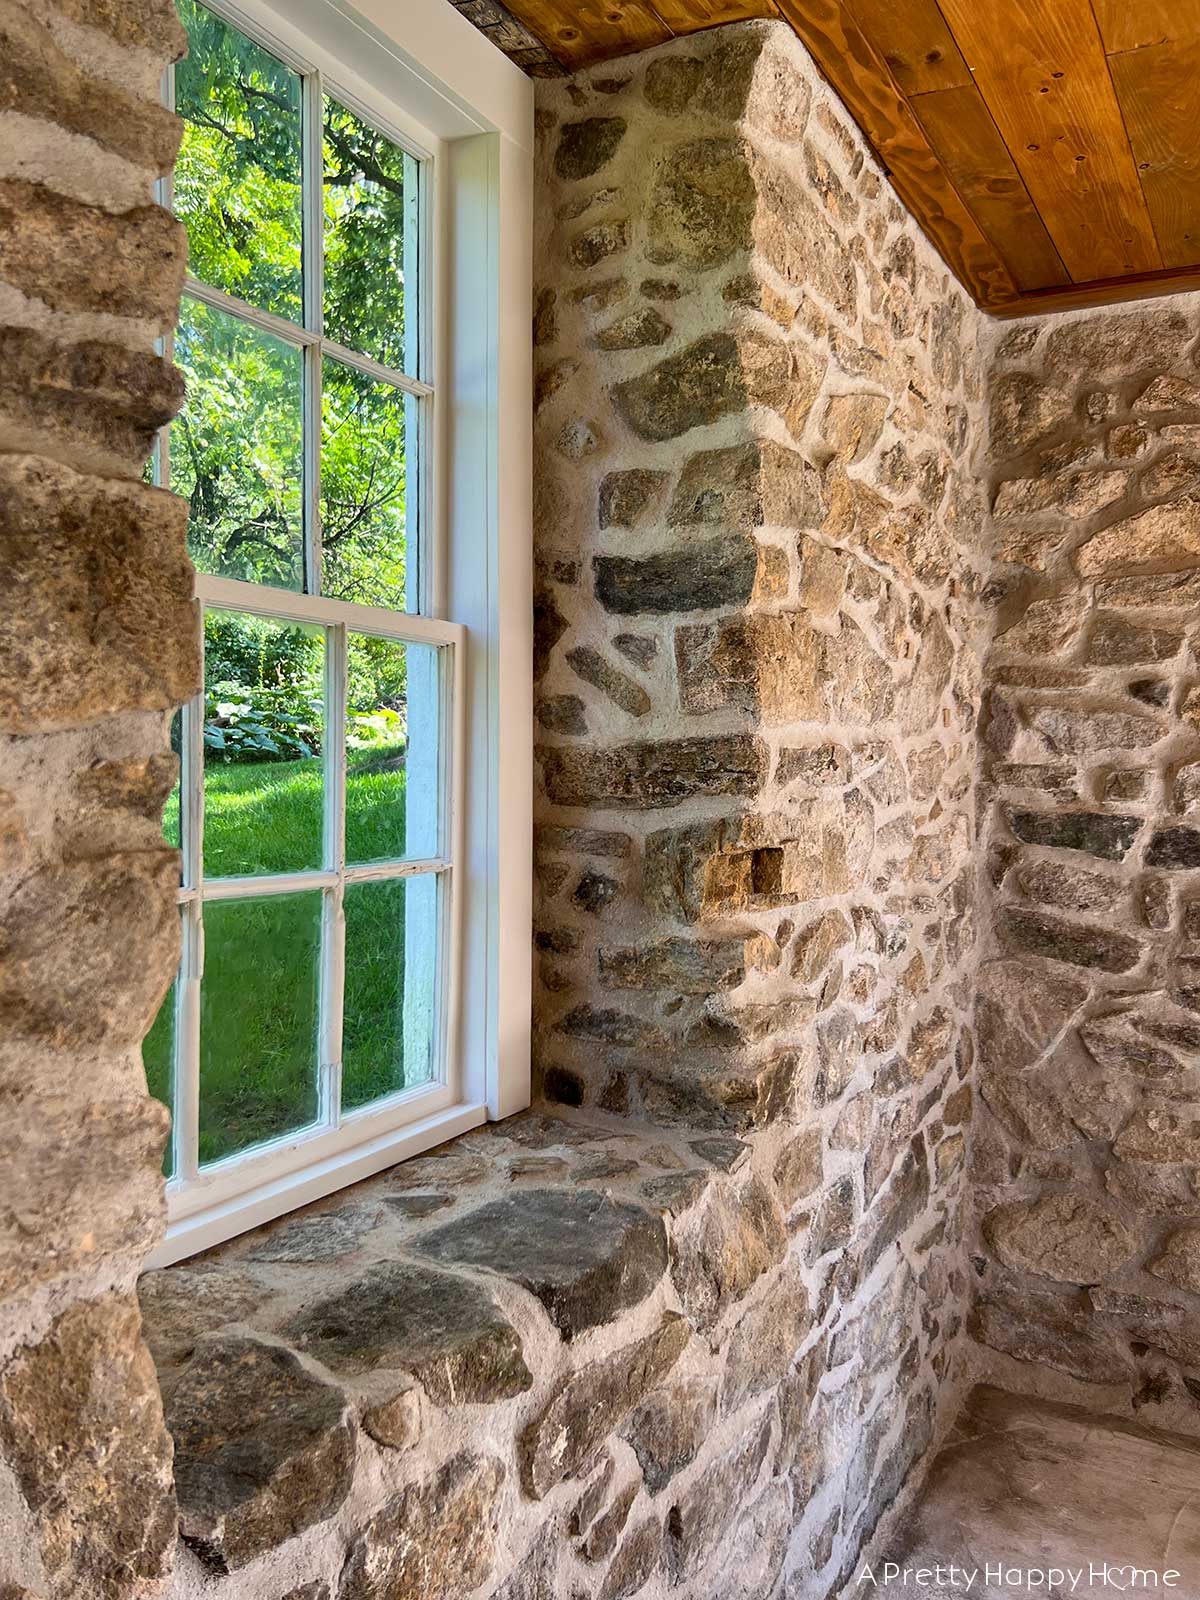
[[539, 736, 766, 809], [566, 645, 651, 716], [600, 1518, 662, 1600], [1147, 827, 1200, 870], [536, 694, 587, 735], [1005, 809, 1141, 861], [999, 906, 1143, 973], [614, 632, 658, 669], [521, 1317, 690, 1497], [599, 935, 745, 994], [598, 468, 666, 529], [168, 1334, 356, 1572], [593, 534, 757, 614], [554, 117, 627, 181], [411, 1187, 667, 1339], [612, 333, 776, 441], [573, 869, 619, 914], [284, 1261, 531, 1406]]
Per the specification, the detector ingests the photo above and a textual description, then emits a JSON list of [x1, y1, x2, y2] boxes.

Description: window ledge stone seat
[[139, 1103, 837, 1595]]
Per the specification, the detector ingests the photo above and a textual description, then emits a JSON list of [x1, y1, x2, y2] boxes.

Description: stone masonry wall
[[0, 1, 197, 1596], [972, 297, 1200, 1424], [529, 20, 987, 1596]]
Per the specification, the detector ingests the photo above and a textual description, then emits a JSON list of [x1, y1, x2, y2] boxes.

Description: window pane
[[175, 297, 304, 590], [320, 359, 411, 608], [342, 875, 437, 1110], [199, 893, 321, 1164], [174, 0, 303, 319], [346, 635, 439, 863], [323, 97, 416, 373], [203, 611, 325, 878], [164, 711, 182, 852], [143, 980, 176, 1179]]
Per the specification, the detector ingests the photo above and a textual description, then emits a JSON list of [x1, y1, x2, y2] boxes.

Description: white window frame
[[147, 0, 533, 1268]]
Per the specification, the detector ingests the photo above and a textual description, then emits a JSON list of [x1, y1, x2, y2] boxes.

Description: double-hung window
[[144, 0, 532, 1264]]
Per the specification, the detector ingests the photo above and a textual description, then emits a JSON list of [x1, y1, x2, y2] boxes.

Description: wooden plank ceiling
[[494, 0, 1200, 316]]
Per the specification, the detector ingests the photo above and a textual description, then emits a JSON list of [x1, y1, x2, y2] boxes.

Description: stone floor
[[874, 1386, 1200, 1598]]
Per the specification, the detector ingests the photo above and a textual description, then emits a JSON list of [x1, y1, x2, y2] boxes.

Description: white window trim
[[147, 0, 533, 1268]]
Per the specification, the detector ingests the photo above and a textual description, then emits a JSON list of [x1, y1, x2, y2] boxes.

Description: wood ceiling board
[[843, 0, 972, 96], [936, 0, 1161, 282], [772, 0, 1018, 307], [1109, 37, 1200, 270], [503, 0, 672, 66], [650, 0, 780, 33], [911, 83, 1069, 292], [1089, 0, 1200, 56]]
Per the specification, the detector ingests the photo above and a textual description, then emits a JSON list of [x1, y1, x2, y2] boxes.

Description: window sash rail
[[183, 275, 435, 399]]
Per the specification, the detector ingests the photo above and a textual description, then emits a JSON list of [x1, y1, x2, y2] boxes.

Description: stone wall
[[528, 20, 987, 1595], [972, 297, 1200, 1421], [0, 0, 196, 1595]]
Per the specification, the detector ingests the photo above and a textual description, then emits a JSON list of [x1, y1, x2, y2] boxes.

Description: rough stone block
[[521, 1316, 689, 1497], [337, 1453, 505, 1600], [167, 1334, 356, 1572], [0, 181, 185, 325], [285, 1261, 532, 1406], [984, 1194, 1138, 1285], [0, 326, 183, 476], [0, 454, 199, 733], [412, 1187, 667, 1339], [0, 1294, 175, 1597], [538, 736, 766, 809]]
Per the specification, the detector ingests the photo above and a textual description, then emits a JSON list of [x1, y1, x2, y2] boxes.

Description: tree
[[170, 0, 414, 611]]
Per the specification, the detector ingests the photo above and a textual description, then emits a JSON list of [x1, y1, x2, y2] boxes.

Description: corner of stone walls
[[970, 292, 1200, 1436], [530, 18, 991, 1593], [0, 2, 196, 1595]]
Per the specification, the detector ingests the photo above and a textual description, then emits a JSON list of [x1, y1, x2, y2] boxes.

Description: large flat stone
[[284, 1261, 532, 1406], [538, 736, 766, 809], [411, 1187, 667, 1339], [167, 1333, 356, 1572]]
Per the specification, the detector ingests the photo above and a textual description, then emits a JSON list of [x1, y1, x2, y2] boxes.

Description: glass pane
[[203, 611, 325, 878], [163, 711, 182, 852], [323, 96, 416, 372], [346, 635, 439, 863], [143, 979, 176, 1179], [320, 359, 411, 608], [199, 893, 321, 1165], [342, 875, 437, 1110], [174, 0, 303, 319], [174, 297, 304, 590]]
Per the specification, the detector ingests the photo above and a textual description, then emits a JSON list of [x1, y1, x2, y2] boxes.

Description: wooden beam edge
[[984, 262, 1200, 318]]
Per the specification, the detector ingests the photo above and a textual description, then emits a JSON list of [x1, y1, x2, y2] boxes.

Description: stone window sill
[[139, 1105, 815, 1591]]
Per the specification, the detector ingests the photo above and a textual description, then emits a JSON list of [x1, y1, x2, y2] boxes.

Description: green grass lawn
[[144, 744, 431, 1170]]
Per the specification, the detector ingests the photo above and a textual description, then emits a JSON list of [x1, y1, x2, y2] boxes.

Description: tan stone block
[[984, 1193, 1138, 1285], [0, 0, 181, 173], [0, 454, 199, 733], [1074, 498, 1200, 577], [0, 181, 185, 325], [0, 326, 183, 476], [32, 0, 186, 57], [0, 1293, 175, 1595], [0, 1085, 167, 1303]]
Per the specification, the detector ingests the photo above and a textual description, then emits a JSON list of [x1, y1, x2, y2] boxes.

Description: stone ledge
[[139, 1105, 826, 1587]]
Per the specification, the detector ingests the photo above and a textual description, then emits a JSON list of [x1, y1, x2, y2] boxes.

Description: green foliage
[[172, 0, 414, 608]]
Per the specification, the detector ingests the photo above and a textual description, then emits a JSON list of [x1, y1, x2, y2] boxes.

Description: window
[[144, 0, 533, 1264]]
